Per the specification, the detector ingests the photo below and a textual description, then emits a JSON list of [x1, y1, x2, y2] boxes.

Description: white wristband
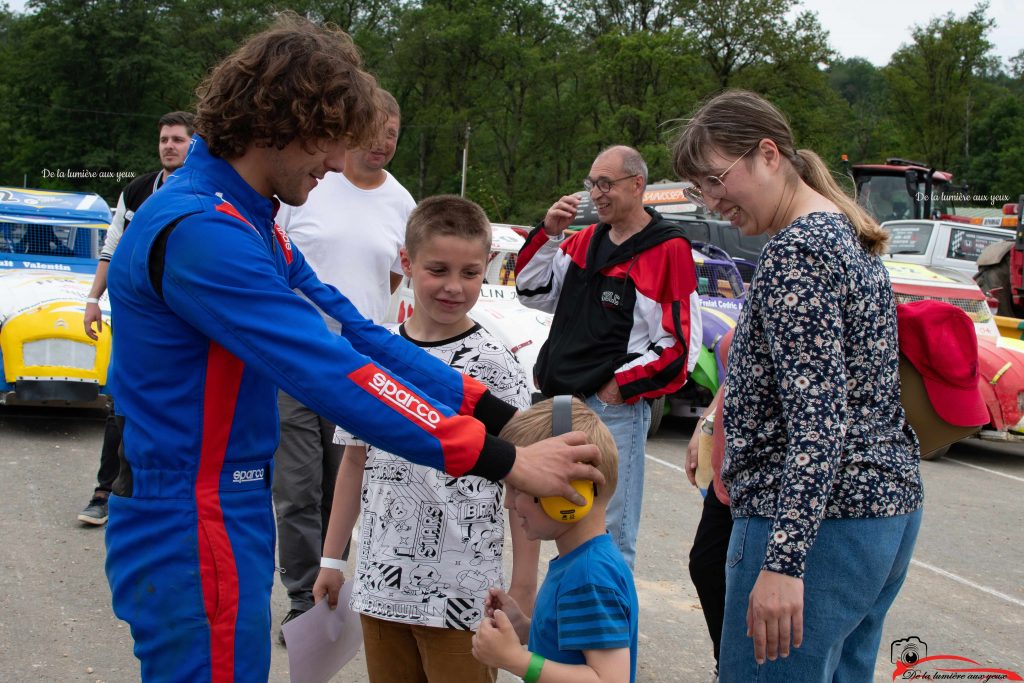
[[86, 297, 100, 304], [320, 557, 345, 571]]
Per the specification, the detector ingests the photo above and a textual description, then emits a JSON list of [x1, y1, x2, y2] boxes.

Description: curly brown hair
[[195, 12, 382, 159]]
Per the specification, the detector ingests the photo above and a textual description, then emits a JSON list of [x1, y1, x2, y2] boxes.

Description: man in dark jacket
[[516, 145, 701, 569]]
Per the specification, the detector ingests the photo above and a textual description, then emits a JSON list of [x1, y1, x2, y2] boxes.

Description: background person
[[672, 89, 923, 681], [515, 145, 701, 569], [271, 89, 415, 642], [76, 110, 194, 526], [684, 330, 734, 681], [104, 16, 601, 682]]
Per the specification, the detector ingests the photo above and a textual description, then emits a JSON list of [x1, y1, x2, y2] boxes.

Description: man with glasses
[[516, 145, 701, 569]]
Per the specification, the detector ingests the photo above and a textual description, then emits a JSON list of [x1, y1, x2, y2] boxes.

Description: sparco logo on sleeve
[[349, 365, 442, 430]]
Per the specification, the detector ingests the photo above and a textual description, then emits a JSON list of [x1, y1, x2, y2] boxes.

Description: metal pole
[[460, 123, 471, 197]]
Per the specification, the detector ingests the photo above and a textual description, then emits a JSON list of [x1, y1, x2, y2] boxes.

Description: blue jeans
[[719, 509, 923, 682], [584, 394, 651, 570]]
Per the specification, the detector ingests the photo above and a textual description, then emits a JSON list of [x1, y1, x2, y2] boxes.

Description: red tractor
[[847, 157, 1023, 316], [848, 157, 1018, 227]]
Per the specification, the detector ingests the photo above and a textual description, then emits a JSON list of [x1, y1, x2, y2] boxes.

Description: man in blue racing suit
[[104, 15, 601, 683]]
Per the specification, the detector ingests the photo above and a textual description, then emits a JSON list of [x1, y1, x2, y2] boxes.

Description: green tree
[[681, 0, 832, 88], [826, 58, 899, 163], [965, 87, 1024, 199], [0, 1, 202, 197], [884, 3, 997, 172], [578, 29, 707, 178], [560, 0, 686, 36]]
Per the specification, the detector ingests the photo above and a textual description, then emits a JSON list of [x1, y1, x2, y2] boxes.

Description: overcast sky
[[4, 0, 1022, 69], [795, 0, 1021, 67]]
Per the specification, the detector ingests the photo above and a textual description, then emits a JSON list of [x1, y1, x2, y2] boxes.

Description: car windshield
[[857, 175, 912, 223], [884, 223, 933, 255], [486, 250, 517, 286], [696, 260, 744, 298], [1, 222, 106, 259]]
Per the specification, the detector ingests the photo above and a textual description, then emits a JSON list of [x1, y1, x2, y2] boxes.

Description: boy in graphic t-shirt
[[472, 398, 639, 683], [313, 195, 539, 682]]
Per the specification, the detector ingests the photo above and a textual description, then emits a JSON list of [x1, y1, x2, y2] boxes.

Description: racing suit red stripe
[[196, 341, 244, 683], [458, 374, 488, 416]]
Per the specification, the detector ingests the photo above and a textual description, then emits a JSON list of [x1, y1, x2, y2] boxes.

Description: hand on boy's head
[[506, 431, 604, 505]]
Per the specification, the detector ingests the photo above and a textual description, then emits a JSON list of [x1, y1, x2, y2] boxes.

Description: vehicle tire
[[647, 396, 666, 438], [976, 249, 1024, 317], [921, 444, 951, 461]]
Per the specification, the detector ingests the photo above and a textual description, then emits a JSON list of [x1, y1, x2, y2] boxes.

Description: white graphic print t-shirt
[[349, 323, 531, 630]]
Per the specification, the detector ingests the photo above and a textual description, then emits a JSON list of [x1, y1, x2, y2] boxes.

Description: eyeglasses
[[683, 146, 757, 208], [583, 174, 638, 194]]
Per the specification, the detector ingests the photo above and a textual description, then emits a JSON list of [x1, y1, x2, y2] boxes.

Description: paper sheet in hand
[[282, 581, 362, 683]]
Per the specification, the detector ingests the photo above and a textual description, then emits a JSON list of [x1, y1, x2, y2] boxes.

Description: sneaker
[[278, 608, 307, 646], [77, 496, 109, 525]]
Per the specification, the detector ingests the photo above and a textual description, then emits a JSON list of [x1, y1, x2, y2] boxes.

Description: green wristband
[[524, 652, 545, 683]]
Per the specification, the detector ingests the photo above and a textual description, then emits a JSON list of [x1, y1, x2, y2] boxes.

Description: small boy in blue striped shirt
[[472, 398, 639, 683]]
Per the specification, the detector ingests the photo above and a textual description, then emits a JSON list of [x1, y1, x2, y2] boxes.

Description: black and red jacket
[[515, 208, 701, 403]]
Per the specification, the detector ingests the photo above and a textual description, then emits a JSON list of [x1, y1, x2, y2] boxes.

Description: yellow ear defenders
[[537, 395, 596, 523]]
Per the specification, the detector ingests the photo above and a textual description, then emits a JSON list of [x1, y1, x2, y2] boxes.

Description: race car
[[884, 259, 1024, 454], [656, 241, 746, 432], [0, 186, 112, 406]]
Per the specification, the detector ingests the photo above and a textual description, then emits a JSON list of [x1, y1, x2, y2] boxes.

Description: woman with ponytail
[[671, 90, 923, 682]]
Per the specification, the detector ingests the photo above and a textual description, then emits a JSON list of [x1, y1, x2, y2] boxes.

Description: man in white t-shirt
[[273, 90, 416, 644]]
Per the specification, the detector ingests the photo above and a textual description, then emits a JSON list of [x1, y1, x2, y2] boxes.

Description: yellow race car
[[1, 186, 112, 405]]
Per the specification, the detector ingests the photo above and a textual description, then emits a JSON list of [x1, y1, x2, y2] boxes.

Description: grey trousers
[[272, 390, 344, 611]]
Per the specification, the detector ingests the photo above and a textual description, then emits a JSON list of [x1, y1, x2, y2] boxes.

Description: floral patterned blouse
[[722, 212, 923, 579]]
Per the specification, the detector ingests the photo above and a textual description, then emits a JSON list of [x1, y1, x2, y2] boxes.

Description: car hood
[[471, 284, 552, 393], [0, 268, 107, 326]]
